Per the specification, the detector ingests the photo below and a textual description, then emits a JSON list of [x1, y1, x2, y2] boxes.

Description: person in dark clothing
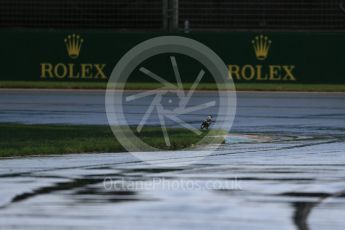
[[201, 115, 213, 130]]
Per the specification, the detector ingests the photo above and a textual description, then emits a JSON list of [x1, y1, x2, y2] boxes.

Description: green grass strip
[[1, 81, 345, 92], [0, 124, 226, 158]]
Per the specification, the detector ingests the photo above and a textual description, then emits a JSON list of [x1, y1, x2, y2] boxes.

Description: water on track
[[0, 90, 344, 229]]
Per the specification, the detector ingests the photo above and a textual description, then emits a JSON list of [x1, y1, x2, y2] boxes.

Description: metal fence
[[1, 0, 345, 31], [0, 0, 163, 30], [179, 0, 345, 31]]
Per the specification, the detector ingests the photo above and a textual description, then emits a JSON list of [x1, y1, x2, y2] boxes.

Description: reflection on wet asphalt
[[0, 90, 345, 229]]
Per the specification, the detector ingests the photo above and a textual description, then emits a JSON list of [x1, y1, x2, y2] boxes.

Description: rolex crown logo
[[252, 35, 272, 61], [64, 34, 84, 59]]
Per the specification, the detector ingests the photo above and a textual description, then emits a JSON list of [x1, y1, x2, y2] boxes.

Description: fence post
[[163, 0, 179, 32], [170, 0, 179, 31], [162, 0, 168, 30]]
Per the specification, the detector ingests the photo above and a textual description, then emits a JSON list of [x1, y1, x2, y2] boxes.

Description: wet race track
[[0, 89, 345, 230]]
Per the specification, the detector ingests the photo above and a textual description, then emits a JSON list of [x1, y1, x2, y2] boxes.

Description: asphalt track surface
[[0, 90, 345, 230]]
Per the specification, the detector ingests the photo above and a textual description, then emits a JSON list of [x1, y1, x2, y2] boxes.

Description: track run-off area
[[0, 89, 345, 230]]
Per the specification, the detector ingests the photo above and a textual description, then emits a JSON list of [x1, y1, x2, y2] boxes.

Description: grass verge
[[1, 81, 345, 92], [0, 123, 226, 158]]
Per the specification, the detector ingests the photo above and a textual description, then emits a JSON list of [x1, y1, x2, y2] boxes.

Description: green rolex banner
[[0, 30, 344, 83]]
